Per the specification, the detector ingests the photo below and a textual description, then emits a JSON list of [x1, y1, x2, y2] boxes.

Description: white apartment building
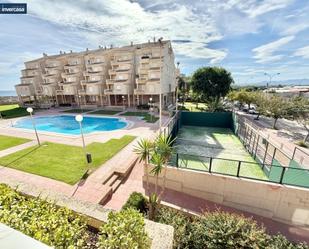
[[15, 40, 177, 109]]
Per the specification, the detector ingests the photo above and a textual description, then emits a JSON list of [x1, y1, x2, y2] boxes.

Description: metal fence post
[[254, 135, 260, 159], [176, 153, 179, 168], [237, 161, 241, 177], [271, 147, 277, 165], [279, 167, 286, 184], [263, 141, 269, 164], [292, 147, 297, 160], [209, 157, 212, 173]]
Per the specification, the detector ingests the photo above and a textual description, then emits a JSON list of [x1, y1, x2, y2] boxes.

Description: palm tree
[[150, 152, 164, 195], [153, 134, 175, 197], [134, 138, 153, 192]]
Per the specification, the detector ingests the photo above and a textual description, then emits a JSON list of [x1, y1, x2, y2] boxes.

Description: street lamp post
[[149, 97, 153, 122], [27, 107, 40, 146], [75, 114, 88, 163], [78, 95, 83, 113], [176, 61, 180, 112], [158, 37, 164, 133], [264, 72, 280, 89], [122, 95, 126, 111]]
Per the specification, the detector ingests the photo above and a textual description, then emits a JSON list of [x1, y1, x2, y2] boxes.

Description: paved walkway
[[0, 141, 37, 157]]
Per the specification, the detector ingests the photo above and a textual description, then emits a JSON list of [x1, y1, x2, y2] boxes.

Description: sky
[[1, 0, 309, 90]]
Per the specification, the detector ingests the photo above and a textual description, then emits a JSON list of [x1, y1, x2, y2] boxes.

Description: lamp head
[[149, 97, 152, 102], [26, 107, 33, 113], [75, 114, 83, 122]]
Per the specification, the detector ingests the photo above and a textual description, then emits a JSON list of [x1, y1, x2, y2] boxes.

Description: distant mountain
[[238, 78, 309, 87]]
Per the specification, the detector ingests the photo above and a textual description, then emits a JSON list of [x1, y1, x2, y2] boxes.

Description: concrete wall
[[180, 111, 233, 128], [146, 165, 309, 227]]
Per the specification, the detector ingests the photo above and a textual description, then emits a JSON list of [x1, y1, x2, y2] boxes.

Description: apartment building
[[15, 40, 177, 109]]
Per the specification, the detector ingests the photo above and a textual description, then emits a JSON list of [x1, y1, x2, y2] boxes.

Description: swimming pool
[[14, 115, 128, 135]]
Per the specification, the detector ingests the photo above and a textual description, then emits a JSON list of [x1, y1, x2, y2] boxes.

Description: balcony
[[15, 84, 35, 96], [138, 67, 149, 75], [104, 84, 130, 94], [104, 89, 113, 94], [61, 71, 79, 78], [111, 60, 132, 66], [81, 79, 103, 85], [86, 60, 104, 65], [136, 78, 147, 84], [134, 88, 145, 94], [64, 63, 82, 69], [106, 79, 115, 85]]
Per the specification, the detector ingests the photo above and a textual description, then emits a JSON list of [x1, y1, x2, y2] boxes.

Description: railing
[[161, 111, 180, 139], [171, 152, 309, 189]]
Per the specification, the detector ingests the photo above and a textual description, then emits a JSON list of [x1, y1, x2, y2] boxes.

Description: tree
[[290, 97, 309, 143], [191, 67, 234, 104], [134, 138, 153, 193], [228, 89, 256, 109], [262, 95, 290, 129], [134, 134, 174, 220], [253, 92, 268, 120], [177, 76, 187, 104]]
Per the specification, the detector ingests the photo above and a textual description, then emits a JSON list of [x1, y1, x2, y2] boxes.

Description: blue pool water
[[14, 115, 127, 135]]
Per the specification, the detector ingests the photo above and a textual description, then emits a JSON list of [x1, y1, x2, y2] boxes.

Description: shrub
[[0, 184, 88, 248], [190, 211, 269, 249], [98, 208, 150, 249], [296, 140, 308, 148], [267, 234, 309, 249], [122, 192, 148, 215], [156, 207, 192, 249]]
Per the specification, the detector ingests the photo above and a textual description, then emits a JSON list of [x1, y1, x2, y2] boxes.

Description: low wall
[[180, 111, 232, 128], [2, 179, 174, 249], [145, 165, 309, 227]]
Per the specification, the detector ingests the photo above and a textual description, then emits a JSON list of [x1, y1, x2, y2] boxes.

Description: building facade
[[15, 40, 177, 109]]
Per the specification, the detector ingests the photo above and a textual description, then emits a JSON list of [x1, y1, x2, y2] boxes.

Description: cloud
[[252, 36, 294, 63], [22, 0, 225, 62], [229, 0, 293, 18], [293, 46, 309, 59]]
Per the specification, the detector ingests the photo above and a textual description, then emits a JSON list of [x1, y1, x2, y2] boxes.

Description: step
[[102, 171, 115, 185], [112, 179, 122, 193], [106, 174, 119, 187]]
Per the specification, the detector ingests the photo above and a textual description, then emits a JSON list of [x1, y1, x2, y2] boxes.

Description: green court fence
[[167, 111, 309, 189], [171, 152, 309, 188]]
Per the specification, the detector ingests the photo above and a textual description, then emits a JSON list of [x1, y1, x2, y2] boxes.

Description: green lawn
[[0, 135, 30, 151], [62, 109, 92, 113], [120, 111, 159, 123], [89, 110, 122, 115], [0, 135, 135, 185], [0, 104, 29, 119], [178, 102, 208, 112]]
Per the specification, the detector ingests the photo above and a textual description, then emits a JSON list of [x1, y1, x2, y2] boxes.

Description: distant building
[[15, 40, 177, 109], [264, 85, 309, 98]]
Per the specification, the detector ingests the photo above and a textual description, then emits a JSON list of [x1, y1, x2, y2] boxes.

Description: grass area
[[174, 126, 267, 180], [120, 111, 159, 123], [178, 102, 208, 112], [0, 135, 30, 151], [0, 104, 29, 119], [0, 135, 135, 185], [62, 108, 92, 113], [89, 109, 122, 115]]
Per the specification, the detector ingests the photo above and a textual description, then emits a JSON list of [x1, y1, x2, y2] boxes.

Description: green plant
[[296, 140, 308, 148], [156, 207, 192, 249], [98, 208, 150, 249], [267, 234, 309, 249], [122, 192, 148, 215], [0, 184, 88, 248], [190, 210, 268, 249]]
